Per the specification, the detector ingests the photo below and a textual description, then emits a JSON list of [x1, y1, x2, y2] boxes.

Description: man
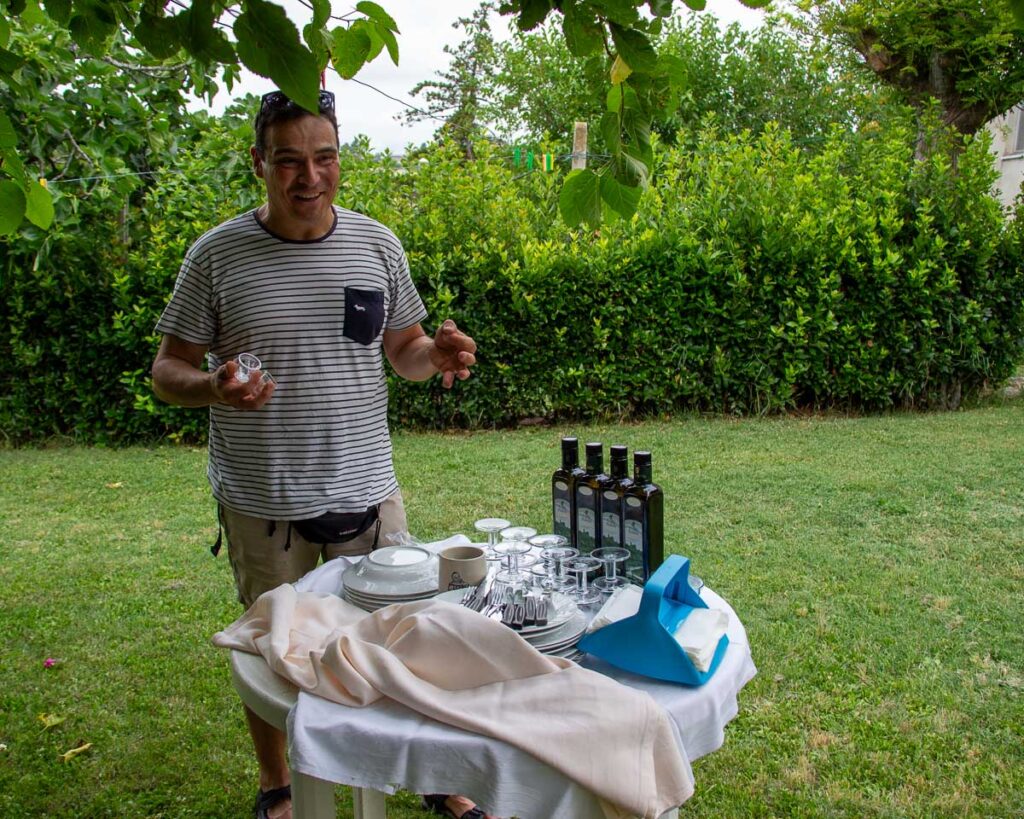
[[152, 90, 487, 819]]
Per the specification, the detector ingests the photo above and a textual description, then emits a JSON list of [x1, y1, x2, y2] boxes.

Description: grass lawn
[[1, 404, 1023, 817]]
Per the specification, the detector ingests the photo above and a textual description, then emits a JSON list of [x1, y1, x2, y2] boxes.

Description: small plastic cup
[[234, 352, 262, 384]]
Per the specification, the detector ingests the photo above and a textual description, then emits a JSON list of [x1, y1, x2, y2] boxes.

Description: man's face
[[251, 115, 340, 238]]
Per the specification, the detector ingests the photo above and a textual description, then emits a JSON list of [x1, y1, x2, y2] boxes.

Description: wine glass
[[474, 518, 510, 560], [529, 535, 571, 593], [494, 539, 532, 590], [565, 555, 603, 606], [591, 547, 630, 595]]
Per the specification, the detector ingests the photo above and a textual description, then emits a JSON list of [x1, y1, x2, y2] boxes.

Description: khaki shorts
[[221, 491, 408, 608]]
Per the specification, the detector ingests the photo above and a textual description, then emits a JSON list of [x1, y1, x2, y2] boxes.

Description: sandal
[[254, 784, 292, 819], [421, 793, 487, 819]]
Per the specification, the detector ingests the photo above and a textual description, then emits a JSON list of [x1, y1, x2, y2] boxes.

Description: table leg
[[291, 771, 335, 819], [352, 786, 387, 819]]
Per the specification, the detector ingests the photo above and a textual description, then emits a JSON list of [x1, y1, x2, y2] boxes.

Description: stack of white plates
[[342, 546, 440, 612], [435, 589, 588, 662]]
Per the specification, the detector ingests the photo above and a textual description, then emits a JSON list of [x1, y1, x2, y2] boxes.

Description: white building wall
[[987, 106, 1024, 210]]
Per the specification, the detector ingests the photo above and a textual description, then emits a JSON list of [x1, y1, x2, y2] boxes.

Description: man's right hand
[[211, 360, 276, 410]]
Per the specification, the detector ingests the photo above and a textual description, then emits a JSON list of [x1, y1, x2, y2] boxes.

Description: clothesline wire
[[53, 149, 609, 185]]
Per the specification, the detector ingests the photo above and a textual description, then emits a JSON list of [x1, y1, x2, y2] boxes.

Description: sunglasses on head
[[259, 89, 335, 115]]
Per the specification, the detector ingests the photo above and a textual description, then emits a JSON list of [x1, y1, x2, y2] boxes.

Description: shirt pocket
[[343, 287, 385, 345]]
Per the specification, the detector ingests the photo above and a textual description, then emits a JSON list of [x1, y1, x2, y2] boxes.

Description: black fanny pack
[[211, 504, 381, 557], [291, 506, 380, 546]]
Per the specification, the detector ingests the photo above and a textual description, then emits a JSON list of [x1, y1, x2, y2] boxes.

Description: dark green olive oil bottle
[[574, 442, 608, 551], [622, 450, 664, 583], [552, 437, 585, 547]]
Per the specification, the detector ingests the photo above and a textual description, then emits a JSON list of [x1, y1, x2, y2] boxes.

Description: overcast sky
[[207, 0, 766, 153]]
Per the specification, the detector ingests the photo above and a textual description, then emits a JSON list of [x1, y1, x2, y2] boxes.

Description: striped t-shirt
[[155, 206, 428, 519]]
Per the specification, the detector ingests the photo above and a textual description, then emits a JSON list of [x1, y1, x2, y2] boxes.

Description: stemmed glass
[[565, 555, 603, 606], [494, 539, 532, 590], [474, 518, 510, 560], [591, 547, 630, 595], [529, 534, 573, 593]]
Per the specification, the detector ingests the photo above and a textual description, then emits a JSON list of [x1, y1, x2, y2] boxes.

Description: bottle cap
[[610, 445, 628, 461], [634, 450, 652, 466]]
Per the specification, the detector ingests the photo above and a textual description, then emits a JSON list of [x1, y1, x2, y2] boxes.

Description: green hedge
[[2, 120, 1022, 443]]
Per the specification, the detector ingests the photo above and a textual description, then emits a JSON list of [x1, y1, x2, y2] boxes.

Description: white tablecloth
[[287, 556, 756, 818]]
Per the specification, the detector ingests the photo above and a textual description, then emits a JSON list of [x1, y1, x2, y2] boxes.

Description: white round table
[[228, 560, 756, 819]]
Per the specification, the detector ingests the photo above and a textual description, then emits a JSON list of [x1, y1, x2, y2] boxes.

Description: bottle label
[[554, 498, 571, 527], [578, 508, 596, 541], [603, 490, 617, 501], [554, 480, 568, 491], [625, 497, 642, 508], [624, 519, 643, 548], [601, 512, 620, 545]]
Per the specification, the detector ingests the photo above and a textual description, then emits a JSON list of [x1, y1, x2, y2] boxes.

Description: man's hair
[[253, 90, 339, 157]]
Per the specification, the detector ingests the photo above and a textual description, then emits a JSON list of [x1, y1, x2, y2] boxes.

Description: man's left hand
[[429, 320, 477, 389]]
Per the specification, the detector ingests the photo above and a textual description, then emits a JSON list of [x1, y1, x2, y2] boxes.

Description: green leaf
[[599, 172, 642, 220], [309, 0, 331, 28], [0, 14, 9, 48], [515, 0, 552, 32], [134, 9, 181, 60], [609, 23, 657, 74], [178, 0, 235, 64], [375, 21, 399, 65], [606, 84, 623, 113], [591, 0, 640, 26], [562, 4, 603, 58], [600, 111, 621, 154], [1, 149, 28, 186], [0, 112, 15, 149], [68, 0, 118, 54], [41, 0, 70, 24], [352, 18, 384, 63], [647, 0, 673, 17], [737, 0, 770, 7], [611, 146, 648, 187], [235, 0, 320, 111], [5, 0, 26, 16], [331, 25, 372, 79], [25, 178, 53, 230], [0, 179, 26, 236], [559, 168, 602, 229], [356, 0, 399, 33], [303, 23, 332, 70], [680, 0, 706, 11]]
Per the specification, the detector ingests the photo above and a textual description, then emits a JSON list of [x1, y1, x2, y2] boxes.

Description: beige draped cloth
[[213, 584, 694, 818]]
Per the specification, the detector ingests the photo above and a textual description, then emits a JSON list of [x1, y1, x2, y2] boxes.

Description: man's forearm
[[388, 334, 439, 382], [152, 356, 219, 407]]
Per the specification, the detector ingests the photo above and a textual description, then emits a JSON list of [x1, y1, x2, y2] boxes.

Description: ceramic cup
[[438, 545, 487, 592]]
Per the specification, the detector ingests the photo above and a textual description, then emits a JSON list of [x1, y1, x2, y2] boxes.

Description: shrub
[[2, 119, 1021, 443]]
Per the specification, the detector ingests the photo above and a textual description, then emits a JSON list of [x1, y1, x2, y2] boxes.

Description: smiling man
[[151, 90, 483, 819]]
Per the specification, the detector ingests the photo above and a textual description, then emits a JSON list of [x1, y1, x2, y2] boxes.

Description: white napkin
[[586, 584, 644, 632], [416, 533, 472, 554], [672, 609, 728, 672]]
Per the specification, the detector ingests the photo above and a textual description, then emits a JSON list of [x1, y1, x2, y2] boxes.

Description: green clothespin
[[543, 153, 554, 172], [513, 146, 521, 167], [527, 151, 534, 170]]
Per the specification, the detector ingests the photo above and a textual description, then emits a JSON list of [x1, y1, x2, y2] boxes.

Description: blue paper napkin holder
[[577, 554, 728, 685]]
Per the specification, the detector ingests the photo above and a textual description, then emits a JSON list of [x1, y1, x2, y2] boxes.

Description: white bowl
[[342, 545, 439, 595]]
